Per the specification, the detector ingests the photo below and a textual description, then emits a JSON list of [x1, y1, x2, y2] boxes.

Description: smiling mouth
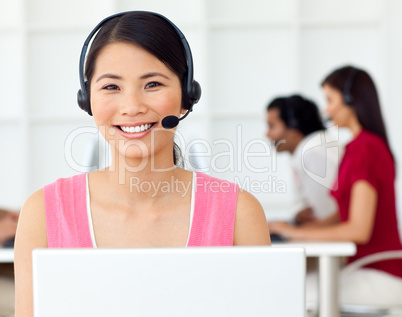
[[119, 123, 155, 133]]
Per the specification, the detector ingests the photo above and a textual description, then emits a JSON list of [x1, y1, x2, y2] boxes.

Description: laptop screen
[[32, 246, 305, 317]]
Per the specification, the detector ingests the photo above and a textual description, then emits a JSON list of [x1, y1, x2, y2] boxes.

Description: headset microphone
[[323, 115, 332, 124], [162, 108, 192, 129]]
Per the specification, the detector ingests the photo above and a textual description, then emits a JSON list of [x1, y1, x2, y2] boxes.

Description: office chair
[[339, 250, 402, 316], [307, 251, 402, 317]]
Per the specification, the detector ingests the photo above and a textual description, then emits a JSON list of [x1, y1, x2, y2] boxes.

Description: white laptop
[[32, 247, 305, 317]]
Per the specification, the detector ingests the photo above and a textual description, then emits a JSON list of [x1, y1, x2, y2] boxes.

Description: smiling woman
[[13, 11, 271, 317]]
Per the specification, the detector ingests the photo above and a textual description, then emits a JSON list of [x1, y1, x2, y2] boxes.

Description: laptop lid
[[32, 246, 305, 317]]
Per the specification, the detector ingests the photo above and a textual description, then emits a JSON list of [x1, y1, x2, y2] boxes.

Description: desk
[[273, 241, 356, 317], [1, 243, 354, 316], [0, 249, 14, 263]]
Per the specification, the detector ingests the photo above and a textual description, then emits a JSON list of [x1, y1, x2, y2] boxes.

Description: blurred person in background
[[270, 65, 402, 306], [0, 208, 19, 317], [0, 209, 18, 247], [266, 94, 340, 226]]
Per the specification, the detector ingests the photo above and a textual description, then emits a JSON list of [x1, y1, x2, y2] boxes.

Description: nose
[[119, 90, 148, 116]]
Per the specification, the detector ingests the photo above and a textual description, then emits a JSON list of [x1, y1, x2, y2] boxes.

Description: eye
[[145, 82, 162, 89], [102, 84, 119, 90]]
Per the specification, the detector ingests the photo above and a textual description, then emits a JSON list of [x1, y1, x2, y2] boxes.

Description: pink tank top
[[44, 172, 239, 248]]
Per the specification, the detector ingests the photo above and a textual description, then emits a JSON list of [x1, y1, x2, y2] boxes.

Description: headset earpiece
[[77, 81, 92, 115], [184, 80, 201, 110], [343, 90, 354, 105], [287, 110, 298, 129], [343, 93, 353, 105]]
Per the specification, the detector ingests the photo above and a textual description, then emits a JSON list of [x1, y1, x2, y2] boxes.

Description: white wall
[[0, 0, 401, 225]]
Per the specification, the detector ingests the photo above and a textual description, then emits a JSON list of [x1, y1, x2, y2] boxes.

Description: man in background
[[266, 94, 341, 225]]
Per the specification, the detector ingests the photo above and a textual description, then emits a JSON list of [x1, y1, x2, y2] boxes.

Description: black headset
[[342, 67, 358, 106], [77, 11, 201, 116], [285, 102, 299, 129], [281, 96, 300, 129]]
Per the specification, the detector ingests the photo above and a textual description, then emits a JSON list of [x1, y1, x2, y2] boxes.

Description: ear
[[180, 108, 187, 115]]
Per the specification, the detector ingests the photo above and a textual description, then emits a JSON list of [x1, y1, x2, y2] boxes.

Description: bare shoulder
[[14, 188, 48, 317], [15, 188, 48, 256], [237, 187, 261, 206], [233, 188, 271, 245], [18, 188, 47, 232], [22, 187, 46, 210]]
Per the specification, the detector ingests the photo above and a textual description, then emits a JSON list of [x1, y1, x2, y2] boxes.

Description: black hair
[[267, 94, 325, 136], [85, 12, 186, 95], [85, 12, 187, 166]]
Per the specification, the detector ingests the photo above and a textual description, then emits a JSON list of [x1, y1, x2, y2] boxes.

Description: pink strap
[[44, 173, 93, 248], [187, 172, 238, 246]]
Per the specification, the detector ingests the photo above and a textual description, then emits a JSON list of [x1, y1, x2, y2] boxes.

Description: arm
[[269, 180, 377, 243], [233, 189, 271, 245], [14, 189, 48, 317], [299, 211, 340, 228], [294, 207, 317, 225], [269, 211, 339, 236]]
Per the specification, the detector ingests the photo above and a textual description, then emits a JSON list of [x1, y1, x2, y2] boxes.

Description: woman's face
[[266, 108, 291, 152], [322, 83, 355, 127], [90, 42, 184, 165]]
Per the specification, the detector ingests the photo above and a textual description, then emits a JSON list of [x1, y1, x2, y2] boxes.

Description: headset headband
[[343, 67, 358, 105]]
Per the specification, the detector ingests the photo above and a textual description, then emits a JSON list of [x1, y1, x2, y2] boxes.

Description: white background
[[0, 0, 401, 225]]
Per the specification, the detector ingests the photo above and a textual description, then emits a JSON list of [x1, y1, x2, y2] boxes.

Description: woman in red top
[[270, 65, 402, 306]]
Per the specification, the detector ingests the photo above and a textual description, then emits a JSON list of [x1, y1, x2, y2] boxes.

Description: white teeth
[[120, 124, 152, 133]]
